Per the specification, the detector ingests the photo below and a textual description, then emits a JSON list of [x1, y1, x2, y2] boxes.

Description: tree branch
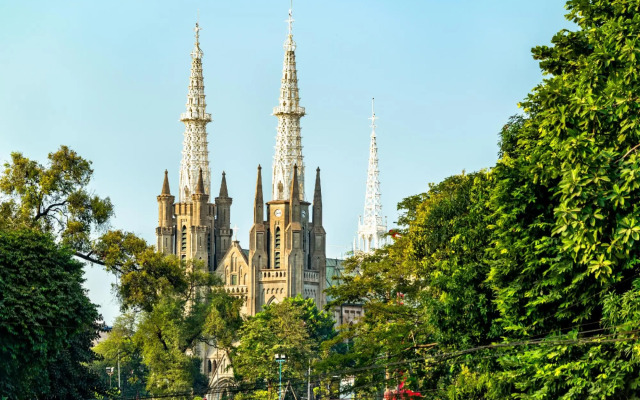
[[34, 200, 68, 221], [619, 142, 640, 161], [155, 325, 170, 352], [73, 251, 124, 274]]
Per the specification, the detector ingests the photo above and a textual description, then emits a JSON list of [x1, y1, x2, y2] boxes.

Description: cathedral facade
[[155, 13, 325, 318]]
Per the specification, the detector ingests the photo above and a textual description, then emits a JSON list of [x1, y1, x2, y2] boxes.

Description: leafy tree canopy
[[0, 228, 104, 399], [0, 146, 113, 252], [233, 296, 335, 394]]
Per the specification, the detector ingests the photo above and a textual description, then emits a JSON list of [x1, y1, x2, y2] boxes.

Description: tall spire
[[272, 3, 305, 202], [289, 164, 301, 225], [178, 22, 212, 203], [254, 165, 264, 223], [161, 170, 171, 195], [219, 171, 229, 198], [313, 167, 322, 226], [357, 98, 387, 253], [195, 168, 205, 194]]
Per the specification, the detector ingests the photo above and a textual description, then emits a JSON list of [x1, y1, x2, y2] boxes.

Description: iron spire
[[357, 98, 387, 252], [178, 22, 212, 202], [272, 3, 305, 201]]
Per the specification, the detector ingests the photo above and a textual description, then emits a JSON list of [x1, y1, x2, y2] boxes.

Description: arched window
[[274, 227, 281, 269], [181, 226, 187, 252], [207, 360, 212, 373]]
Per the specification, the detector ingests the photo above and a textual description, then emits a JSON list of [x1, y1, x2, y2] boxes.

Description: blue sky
[[0, 1, 572, 324]]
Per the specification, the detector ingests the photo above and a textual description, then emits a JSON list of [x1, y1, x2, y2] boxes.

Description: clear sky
[[0, 1, 572, 324]]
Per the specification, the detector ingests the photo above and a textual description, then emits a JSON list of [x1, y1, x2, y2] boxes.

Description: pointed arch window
[[181, 226, 187, 252], [275, 227, 281, 249]]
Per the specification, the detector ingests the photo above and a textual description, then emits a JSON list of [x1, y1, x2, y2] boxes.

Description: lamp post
[[106, 367, 114, 388], [275, 354, 286, 400]]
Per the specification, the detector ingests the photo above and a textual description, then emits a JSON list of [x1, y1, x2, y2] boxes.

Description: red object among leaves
[[383, 379, 422, 399]]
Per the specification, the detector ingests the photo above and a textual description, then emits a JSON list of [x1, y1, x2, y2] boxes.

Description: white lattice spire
[[357, 98, 387, 252], [272, 3, 305, 201], [179, 22, 212, 203]]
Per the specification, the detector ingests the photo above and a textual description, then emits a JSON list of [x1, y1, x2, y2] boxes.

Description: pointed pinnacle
[[219, 171, 229, 197], [314, 167, 321, 200], [290, 164, 300, 201], [254, 165, 264, 223], [195, 168, 205, 194], [255, 166, 263, 198], [161, 170, 171, 195]]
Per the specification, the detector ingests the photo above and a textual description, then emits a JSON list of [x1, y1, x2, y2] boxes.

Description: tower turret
[[157, 170, 175, 254], [192, 168, 209, 226], [286, 164, 304, 296], [179, 22, 213, 203], [253, 165, 264, 224], [312, 167, 322, 226], [357, 98, 387, 252], [249, 165, 268, 315], [289, 164, 302, 227], [310, 167, 326, 306], [272, 6, 305, 201], [214, 171, 233, 268]]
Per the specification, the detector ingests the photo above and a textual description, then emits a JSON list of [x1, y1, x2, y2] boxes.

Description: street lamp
[[106, 367, 115, 388], [275, 354, 286, 400]]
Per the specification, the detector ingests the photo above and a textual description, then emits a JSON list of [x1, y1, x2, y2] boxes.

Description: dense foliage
[[233, 297, 336, 398], [0, 146, 113, 253], [0, 229, 104, 399], [324, 1, 640, 398]]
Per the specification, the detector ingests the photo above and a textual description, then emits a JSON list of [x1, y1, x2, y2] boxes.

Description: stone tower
[[156, 23, 228, 272], [179, 23, 212, 202], [219, 6, 326, 314], [357, 98, 387, 252], [272, 8, 305, 201]]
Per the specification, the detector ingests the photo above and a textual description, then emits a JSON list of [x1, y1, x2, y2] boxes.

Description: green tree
[[482, 0, 640, 397], [324, 172, 497, 399], [233, 297, 335, 397], [93, 313, 149, 398], [129, 260, 243, 398], [0, 229, 104, 399], [0, 146, 113, 253]]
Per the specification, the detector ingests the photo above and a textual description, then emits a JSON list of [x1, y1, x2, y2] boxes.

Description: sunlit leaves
[[0, 146, 113, 252]]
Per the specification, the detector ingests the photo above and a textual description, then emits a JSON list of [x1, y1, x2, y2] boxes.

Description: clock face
[[274, 209, 282, 217], [301, 210, 307, 218]]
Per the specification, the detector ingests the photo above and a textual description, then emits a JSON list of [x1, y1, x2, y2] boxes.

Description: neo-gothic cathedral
[[156, 15, 326, 316], [154, 12, 337, 392]]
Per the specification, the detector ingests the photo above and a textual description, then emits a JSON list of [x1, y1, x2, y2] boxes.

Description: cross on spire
[[369, 97, 377, 131], [287, 0, 294, 35], [194, 22, 201, 41]]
